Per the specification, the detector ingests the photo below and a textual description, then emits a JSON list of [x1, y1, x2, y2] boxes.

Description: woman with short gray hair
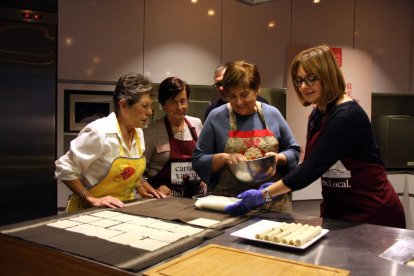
[[56, 72, 166, 213]]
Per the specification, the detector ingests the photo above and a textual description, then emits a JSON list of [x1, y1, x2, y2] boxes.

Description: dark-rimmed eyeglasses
[[293, 75, 319, 87], [212, 82, 223, 90]]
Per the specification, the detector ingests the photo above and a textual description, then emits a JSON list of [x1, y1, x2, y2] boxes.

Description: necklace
[[171, 121, 185, 140], [121, 129, 135, 149], [174, 128, 184, 139]]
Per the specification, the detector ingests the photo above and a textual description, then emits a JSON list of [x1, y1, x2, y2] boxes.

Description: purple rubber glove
[[224, 189, 264, 216]]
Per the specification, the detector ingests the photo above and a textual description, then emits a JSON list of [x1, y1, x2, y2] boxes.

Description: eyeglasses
[[293, 75, 319, 87], [212, 81, 223, 90], [225, 90, 255, 102], [139, 102, 156, 111], [165, 99, 189, 106]]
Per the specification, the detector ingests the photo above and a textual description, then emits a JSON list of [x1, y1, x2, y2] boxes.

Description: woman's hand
[[264, 152, 287, 167], [85, 195, 126, 209], [136, 181, 168, 199], [156, 185, 171, 196], [225, 153, 248, 164], [199, 181, 207, 190], [224, 189, 264, 215], [63, 179, 126, 209], [212, 153, 247, 173]]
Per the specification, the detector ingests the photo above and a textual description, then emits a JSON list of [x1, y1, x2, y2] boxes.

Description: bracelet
[[262, 188, 273, 203], [79, 187, 88, 200]]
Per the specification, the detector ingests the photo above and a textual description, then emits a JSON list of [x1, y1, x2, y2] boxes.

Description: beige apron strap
[[255, 102, 270, 129], [228, 102, 269, 130], [227, 103, 237, 131]]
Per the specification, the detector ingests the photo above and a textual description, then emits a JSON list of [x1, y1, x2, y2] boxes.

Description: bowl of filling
[[227, 155, 276, 184]]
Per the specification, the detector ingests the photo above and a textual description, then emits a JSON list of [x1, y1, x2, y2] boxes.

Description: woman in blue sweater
[[192, 60, 300, 212]]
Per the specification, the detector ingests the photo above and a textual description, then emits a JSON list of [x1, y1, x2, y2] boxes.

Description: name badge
[[171, 162, 200, 185]]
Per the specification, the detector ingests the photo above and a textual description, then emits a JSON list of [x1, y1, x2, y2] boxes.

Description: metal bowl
[[227, 156, 276, 184]]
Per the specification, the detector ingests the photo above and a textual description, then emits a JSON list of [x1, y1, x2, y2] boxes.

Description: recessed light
[[208, 9, 215, 16]]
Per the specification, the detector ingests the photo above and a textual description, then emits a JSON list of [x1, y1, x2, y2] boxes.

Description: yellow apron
[[65, 126, 146, 213]]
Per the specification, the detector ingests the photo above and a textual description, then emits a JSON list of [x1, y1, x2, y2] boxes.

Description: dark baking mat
[[10, 225, 83, 248], [119, 197, 259, 230], [5, 214, 223, 272]]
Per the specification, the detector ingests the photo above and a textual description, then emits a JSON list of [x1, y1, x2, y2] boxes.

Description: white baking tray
[[231, 219, 329, 250]]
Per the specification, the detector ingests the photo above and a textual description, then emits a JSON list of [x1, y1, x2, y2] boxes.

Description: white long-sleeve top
[[55, 112, 145, 188]]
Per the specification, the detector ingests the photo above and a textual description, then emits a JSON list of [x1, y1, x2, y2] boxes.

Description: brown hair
[[158, 77, 190, 105], [290, 45, 346, 106], [222, 60, 261, 94]]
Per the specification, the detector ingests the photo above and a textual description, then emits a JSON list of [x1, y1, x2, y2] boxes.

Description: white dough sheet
[[194, 195, 241, 212]]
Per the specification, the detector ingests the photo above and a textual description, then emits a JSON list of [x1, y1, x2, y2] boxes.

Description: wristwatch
[[262, 187, 273, 203]]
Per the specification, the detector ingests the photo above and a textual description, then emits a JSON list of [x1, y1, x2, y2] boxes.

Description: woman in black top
[[225, 45, 405, 228]]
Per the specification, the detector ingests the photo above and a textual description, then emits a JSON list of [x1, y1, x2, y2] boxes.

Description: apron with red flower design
[[212, 102, 291, 212]]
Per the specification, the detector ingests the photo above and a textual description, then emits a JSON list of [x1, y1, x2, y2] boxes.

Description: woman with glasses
[[225, 46, 406, 228], [144, 77, 206, 198], [56, 72, 165, 213], [192, 60, 301, 213]]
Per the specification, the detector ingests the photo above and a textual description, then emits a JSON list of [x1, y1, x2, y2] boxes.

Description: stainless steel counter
[[141, 212, 414, 276], [1, 203, 414, 275]]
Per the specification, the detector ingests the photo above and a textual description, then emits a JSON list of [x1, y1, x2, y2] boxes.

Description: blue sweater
[[192, 102, 301, 186]]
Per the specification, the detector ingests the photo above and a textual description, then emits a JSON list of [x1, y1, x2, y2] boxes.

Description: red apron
[[148, 117, 205, 198], [305, 109, 405, 228]]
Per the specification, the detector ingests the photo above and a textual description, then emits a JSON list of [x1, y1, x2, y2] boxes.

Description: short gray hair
[[113, 72, 154, 114]]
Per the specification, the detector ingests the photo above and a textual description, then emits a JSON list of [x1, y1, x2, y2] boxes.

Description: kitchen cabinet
[[292, 0, 354, 47], [144, 0, 221, 84], [291, 0, 413, 94], [221, 0, 291, 88], [411, 24, 414, 93], [388, 173, 407, 203], [57, 0, 414, 93], [292, 179, 322, 201], [388, 172, 414, 230], [354, 0, 413, 93], [58, 0, 145, 81]]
